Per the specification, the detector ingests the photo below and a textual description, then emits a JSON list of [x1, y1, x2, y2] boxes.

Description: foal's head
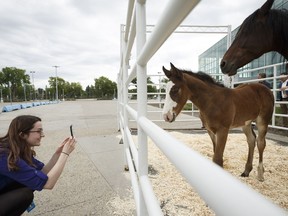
[[162, 63, 191, 122]]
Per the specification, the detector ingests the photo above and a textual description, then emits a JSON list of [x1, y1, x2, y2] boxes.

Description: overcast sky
[[0, 0, 267, 89]]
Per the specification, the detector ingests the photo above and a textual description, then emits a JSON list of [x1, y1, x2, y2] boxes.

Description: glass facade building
[[199, 0, 288, 81]]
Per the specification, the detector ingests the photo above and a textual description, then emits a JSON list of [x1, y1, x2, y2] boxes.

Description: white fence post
[[136, 1, 149, 215]]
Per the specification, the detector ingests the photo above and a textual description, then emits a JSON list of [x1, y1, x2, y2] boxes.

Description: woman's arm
[[43, 137, 76, 190], [42, 138, 68, 174]]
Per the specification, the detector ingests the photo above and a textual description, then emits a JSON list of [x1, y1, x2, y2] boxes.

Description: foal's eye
[[170, 86, 180, 102]]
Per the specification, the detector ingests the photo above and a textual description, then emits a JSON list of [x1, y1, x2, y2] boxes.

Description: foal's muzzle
[[163, 111, 176, 122]]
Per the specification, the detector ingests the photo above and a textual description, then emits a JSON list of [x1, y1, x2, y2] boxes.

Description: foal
[[162, 63, 274, 181]]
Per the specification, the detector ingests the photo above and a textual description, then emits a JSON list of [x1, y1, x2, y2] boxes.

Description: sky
[[0, 0, 267, 89]]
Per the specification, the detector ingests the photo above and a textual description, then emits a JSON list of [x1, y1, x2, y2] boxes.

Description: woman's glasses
[[29, 129, 44, 136]]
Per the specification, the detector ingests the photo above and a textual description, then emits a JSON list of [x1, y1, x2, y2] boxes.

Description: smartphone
[[70, 125, 74, 137]]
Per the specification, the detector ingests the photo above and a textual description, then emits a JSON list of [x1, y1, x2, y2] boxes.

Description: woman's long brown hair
[[0, 115, 41, 171]]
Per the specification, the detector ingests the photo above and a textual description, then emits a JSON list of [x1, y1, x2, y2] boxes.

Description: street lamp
[[22, 80, 27, 101], [53, 66, 59, 102], [30, 71, 36, 100], [8, 81, 12, 104], [158, 71, 161, 103], [0, 86, 3, 103]]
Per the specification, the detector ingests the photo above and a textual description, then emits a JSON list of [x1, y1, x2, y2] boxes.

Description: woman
[[0, 115, 76, 215]]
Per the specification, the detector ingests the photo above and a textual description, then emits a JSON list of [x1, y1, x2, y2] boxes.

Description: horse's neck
[[275, 38, 288, 59], [272, 14, 288, 59], [280, 48, 288, 60]]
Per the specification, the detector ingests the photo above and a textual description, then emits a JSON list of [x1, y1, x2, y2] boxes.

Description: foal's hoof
[[257, 176, 264, 182], [240, 172, 249, 177]]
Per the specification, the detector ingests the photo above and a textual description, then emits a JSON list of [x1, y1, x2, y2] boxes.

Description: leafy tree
[[130, 77, 157, 92], [48, 77, 84, 100], [48, 76, 66, 98], [85, 85, 96, 98], [94, 76, 117, 99], [0, 67, 31, 101], [0, 67, 118, 101], [65, 82, 83, 99], [129, 76, 157, 99], [160, 77, 169, 94]]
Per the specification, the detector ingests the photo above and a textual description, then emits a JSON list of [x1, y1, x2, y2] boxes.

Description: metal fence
[[117, 0, 287, 215]]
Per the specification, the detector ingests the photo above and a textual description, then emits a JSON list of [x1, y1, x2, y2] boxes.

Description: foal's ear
[[170, 62, 183, 81], [162, 66, 171, 78], [170, 62, 176, 70], [259, 0, 273, 16]]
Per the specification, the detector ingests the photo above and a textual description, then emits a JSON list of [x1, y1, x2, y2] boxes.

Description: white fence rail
[[118, 0, 288, 215]]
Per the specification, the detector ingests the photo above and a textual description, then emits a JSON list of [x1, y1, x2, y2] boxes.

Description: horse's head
[[220, 0, 274, 76], [162, 63, 190, 122]]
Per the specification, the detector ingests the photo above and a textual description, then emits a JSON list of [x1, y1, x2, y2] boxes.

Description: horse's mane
[[236, 7, 288, 53], [181, 69, 225, 88]]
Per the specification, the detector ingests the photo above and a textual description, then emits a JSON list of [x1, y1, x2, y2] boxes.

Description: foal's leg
[[207, 130, 216, 153], [212, 129, 229, 167], [241, 124, 256, 177], [256, 121, 268, 182]]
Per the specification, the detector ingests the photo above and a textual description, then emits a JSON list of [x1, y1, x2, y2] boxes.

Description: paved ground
[[0, 100, 132, 216], [0, 100, 286, 215]]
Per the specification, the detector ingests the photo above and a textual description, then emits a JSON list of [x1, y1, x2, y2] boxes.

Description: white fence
[[117, 0, 287, 215]]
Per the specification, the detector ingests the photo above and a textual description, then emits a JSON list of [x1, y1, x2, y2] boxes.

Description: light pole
[[22, 81, 27, 101], [30, 71, 36, 100], [0, 87, 3, 103], [158, 72, 161, 103], [53, 66, 59, 102], [8, 81, 12, 104]]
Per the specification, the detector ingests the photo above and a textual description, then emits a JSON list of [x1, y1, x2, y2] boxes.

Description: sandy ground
[[146, 131, 288, 215]]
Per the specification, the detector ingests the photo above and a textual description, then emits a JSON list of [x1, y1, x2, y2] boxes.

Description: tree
[[48, 77, 84, 100], [160, 77, 169, 95], [129, 76, 157, 99], [94, 76, 117, 99], [0, 67, 31, 101], [65, 82, 83, 99], [85, 85, 96, 98], [48, 76, 66, 98]]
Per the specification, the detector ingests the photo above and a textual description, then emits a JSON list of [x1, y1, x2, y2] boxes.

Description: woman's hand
[[61, 137, 76, 155], [55, 137, 69, 155]]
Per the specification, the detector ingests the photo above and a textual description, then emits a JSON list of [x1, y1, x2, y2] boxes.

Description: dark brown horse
[[220, 0, 288, 76], [162, 63, 274, 181]]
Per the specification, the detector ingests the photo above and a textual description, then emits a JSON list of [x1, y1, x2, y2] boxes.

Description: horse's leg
[[207, 130, 216, 153], [255, 120, 268, 182], [241, 124, 256, 177], [212, 129, 229, 167]]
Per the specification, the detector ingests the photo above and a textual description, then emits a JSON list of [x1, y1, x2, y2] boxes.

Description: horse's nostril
[[220, 60, 226, 68]]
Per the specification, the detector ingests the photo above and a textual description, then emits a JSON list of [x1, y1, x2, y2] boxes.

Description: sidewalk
[[0, 100, 133, 215]]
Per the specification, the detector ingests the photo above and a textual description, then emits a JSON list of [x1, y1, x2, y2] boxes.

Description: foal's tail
[[251, 124, 256, 138]]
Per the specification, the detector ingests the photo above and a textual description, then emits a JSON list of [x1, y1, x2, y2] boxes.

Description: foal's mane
[[181, 69, 225, 88]]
